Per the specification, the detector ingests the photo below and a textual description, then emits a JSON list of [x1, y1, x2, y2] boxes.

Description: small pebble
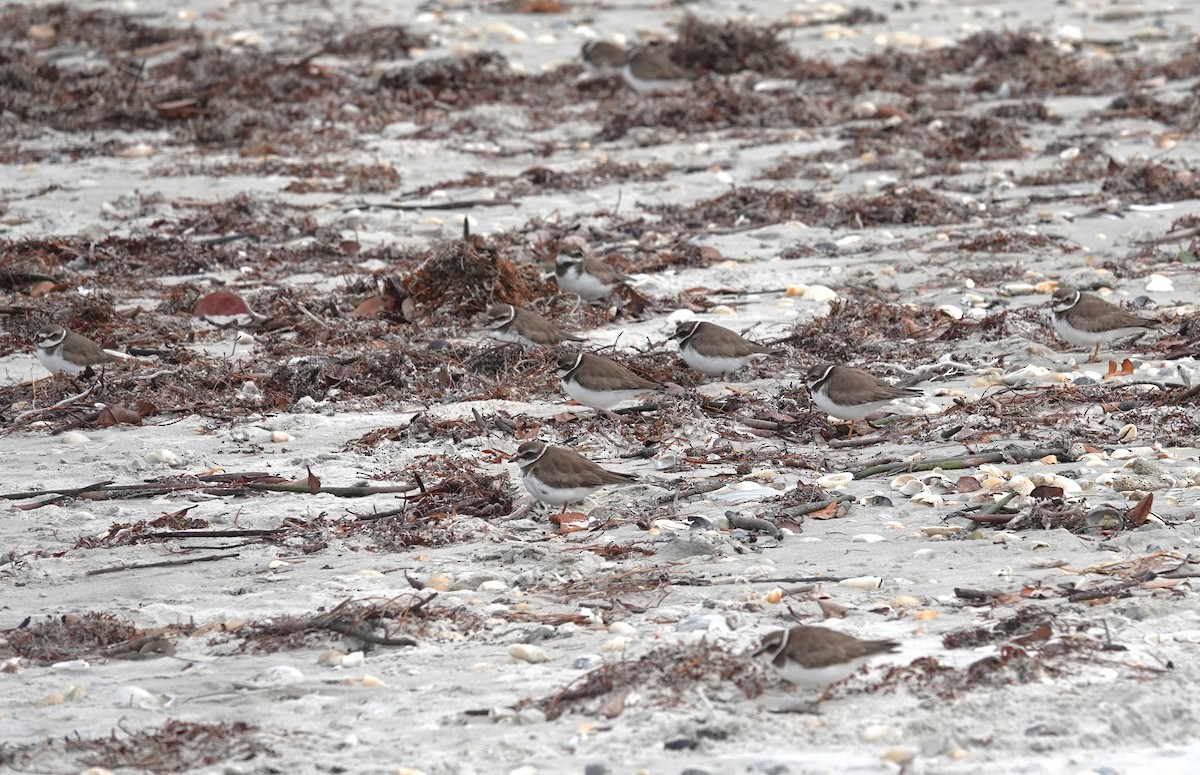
[[584, 764, 611, 775], [144, 448, 182, 467], [508, 644, 550, 663]]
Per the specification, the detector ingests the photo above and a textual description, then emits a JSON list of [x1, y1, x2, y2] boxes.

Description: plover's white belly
[[36, 349, 84, 375], [563, 380, 647, 410], [775, 657, 874, 688], [557, 268, 612, 300], [1053, 314, 1113, 347], [679, 347, 750, 377], [488, 327, 532, 347], [811, 389, 893, 421], [621, 64, 685, 95], [522, 474, 596, 506]]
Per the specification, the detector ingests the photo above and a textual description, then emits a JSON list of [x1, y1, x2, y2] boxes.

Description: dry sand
[[2, 1, 1200, 774]]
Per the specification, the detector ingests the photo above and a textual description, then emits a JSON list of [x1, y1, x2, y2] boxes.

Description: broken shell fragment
[[508, 644, 550, 663], [817, 472, 853, 489], [839, 575, 884, 590]]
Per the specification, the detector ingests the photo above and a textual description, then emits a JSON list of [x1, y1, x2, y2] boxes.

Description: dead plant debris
[[521, 641, 762, 720], [1, 612, 192, 664]]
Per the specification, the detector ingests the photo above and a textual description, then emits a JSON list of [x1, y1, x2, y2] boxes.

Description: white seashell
[[910, 491, 945, 507], [356, 569, 384, 578], [269, 560, 290, 569], [113, 686, 173, 710], [936, 304, 964, 320], [608, 622, 636, 636], [817, 472, 853, 489], [999, 282, 1037, 296], [271, 431, 293, 443], [711, 482, 778, 503], [144, 448, 183, 467], [600, 637, 633, 653], [1145, 274, 1173, 292], [978, 464, 1010, 479], [508, 644, 550, 663], [60, 431, 90, 445], [854, 100, 878, 117], [839, 575, 884, 590], [805, 284, 838, 302], [478, 580, 507, 592], [1059, 146, 1081, 160], [753, 78, 798, 92], [899, 480, 925, 496], [1007, 476, 1035, 497], [1117, 424, 1137, 442], [117, 142, 153, 158], [318, 650, 345, 666], [711, 305, 737, 316], [890, 474, 918, 488], [1000, 365, 1049, 386], [862, 725, 894, 742], [1049, 475, 1082, 494], [341, 651, 365, 668], [853, 534, 886, 543]]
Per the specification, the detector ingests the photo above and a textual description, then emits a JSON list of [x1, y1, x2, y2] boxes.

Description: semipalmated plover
[[512, 440, 638, 511], [754, 625, 900, 691], [557, 352, 663, 410], [622, 45, 697, 94], [805, 363, 921, 436], [484, 303, 585, 348], [672, 321, 781, 378], [1050, 287, 1156, 362], [555, 243, 631, 301], [34, 324, 130, 376], [581, 39, 628, 75]]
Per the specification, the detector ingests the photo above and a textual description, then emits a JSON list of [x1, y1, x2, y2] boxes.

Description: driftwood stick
[[86, 552, 240, 576], [854, 446, 1069, 479], [14, 480, 115, 510], [247, 481, 419, 497], [142, 529, 287, 539], [779, 494, 855, 517], [1, 479, 420, 501], [726, 512, 782, 538], [656, 479, 729, 504]]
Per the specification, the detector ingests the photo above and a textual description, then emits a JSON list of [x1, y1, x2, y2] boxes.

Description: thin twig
[[86, 552, 240, 576]]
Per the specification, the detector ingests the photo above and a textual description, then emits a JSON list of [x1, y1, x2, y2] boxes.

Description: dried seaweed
[[672, 14, 800, 76], [0, 612, 192, 664], [521, 641, 762, 720]]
